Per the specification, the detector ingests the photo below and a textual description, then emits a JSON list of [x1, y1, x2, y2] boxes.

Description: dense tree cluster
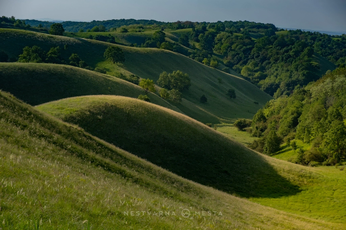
[[250, 68, 346, 165], [17, 45, 88, 68], [157, 70, 191, 92], [104, 46, 125, 63]]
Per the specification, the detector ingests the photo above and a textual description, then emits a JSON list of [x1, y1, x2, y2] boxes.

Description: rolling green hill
[[0, 28, 272, 123], [1, 91, 341, 229], [37, 95, 300, 198], [37, 95, 346, 224], [0, 63, 179, 112]]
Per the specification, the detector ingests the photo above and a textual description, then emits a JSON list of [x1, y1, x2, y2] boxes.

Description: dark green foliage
[[160, 42, 174, 50], [0, 51, 8, 62], [120, 27, 128, 33], [234, 119, 252, 131], [144, 30, 166, 48], [251, 68, 346, 165], [322, 120, 346, 164], [117, 73, 140, 85], [18, 46, 46, 63], [200, 95, 207, 103], [159, 88, 170, 100], [157, 70, 191, 92], [93, 34, 115, 43], [263, 130, 281, 155], [49, 23, 64, 35], [139, 78, 156, 93], [138, 94, 150, 102], [46, 46, 62, 63], [104, 46, 125, 63], [169, 89, 182, 103], [69, 53, 82, 66], [227, 88, 236, 99]]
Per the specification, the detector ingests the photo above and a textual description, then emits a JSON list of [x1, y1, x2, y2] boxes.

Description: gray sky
[[1, 0, 345, 33]]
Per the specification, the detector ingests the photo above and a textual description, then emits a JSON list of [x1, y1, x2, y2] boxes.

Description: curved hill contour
[[0, 28, 272, 123], [38, 95, 302, 198]]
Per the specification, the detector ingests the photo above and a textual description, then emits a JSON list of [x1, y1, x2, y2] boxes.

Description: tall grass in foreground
[[0, 92, 342, 229]]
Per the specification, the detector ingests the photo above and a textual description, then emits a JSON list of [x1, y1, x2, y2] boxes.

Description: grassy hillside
[[1, 92, 342, 229], [37, 95, 346, 224], [0, 63, 179, 113], [37, 95, 298, 198], [0, 28, 272, 123]]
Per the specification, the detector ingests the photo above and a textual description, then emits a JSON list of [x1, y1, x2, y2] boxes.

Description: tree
[[49, 23, 64, 35], [139, 79, 156, 93], [322, 120, 346, 163], [227, 89, 236, 99], [104, 46, 125, 63], [234, 119, 252, 131], [263, 130, 281, 155], [0, 51, 8, 62], [169, 70, 191, 91], [69, 53, 82, 66], [159, 88, 170, 100], [200, 95, 207, 103], [160, 42, 173, 50], [18, 46, 45, 63], [120, 27, 128, 33], [170, 89, 182, 103], [291, 141, 297, 152], [46, 46, 61, 63], [157, 70, 191, 92], [210, 60, 218, 68], [157, 72, 170, 89]]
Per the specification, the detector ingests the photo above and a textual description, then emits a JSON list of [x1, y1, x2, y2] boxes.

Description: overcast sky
[[1, 0, 345, 33]]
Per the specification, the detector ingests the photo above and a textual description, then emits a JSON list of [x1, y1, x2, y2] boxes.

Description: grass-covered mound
[[0, 63, 179, 112], [0, 28, 271, 123], [37, 95, 303, 198], [2, 92, 341, 229]]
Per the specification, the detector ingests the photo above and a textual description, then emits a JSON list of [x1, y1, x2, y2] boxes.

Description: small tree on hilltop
[[104, 46, 125, 64], [49, 23, 64, 35], [139, 78, 156, 93]]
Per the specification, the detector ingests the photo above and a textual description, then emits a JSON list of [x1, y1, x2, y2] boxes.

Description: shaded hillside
[[38, 95, 302, 198], [0, 63, 179, 112], [37, 95, 346, 223], [1, 91, 341, 229], [0, 29, 272, 123]]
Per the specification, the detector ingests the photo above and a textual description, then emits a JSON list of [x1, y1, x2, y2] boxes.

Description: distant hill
[[24, 18, 164, 32], [0, 29, 271, 123]]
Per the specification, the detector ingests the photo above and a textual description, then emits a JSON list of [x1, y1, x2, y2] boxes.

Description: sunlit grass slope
[[1, 92, 342, 229], [0, 63, 179, 113], [0, 28, 271, 123], [37, 95, 346, 224]]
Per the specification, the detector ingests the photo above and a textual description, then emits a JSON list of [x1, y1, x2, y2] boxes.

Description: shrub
[[159, 88, 170, 100], [104, 46, 125, 63], [139, 79, 156, 93], [200, 95, 207, 103], [227, 88, 236, 99], [138, 94, 150, 102], [234, 119, 252, 131]]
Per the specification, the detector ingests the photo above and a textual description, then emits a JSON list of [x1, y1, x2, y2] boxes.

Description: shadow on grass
[[63, 102, 301, 199]]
